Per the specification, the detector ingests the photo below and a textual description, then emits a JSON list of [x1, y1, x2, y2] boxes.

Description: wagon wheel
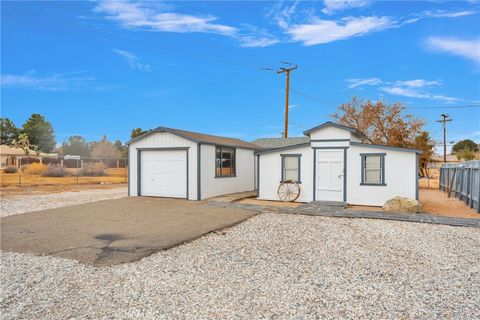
[[277, 180, 301, 202]]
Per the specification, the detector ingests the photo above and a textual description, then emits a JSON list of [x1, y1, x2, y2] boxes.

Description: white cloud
[[380, 86, 459, 102], [345, 77, 460, 102], [1, 72, 94, 91], [424, 37, 480, 64], [113, 49, 152, 72], [286, 16, 393, 46], [423, 9, 476, 18], [95, 1, 279, 48], [95, 1, 236, 35], [322, 0, 370, 15], [345, 78, 382, 89], [394, 79, 441, 88]]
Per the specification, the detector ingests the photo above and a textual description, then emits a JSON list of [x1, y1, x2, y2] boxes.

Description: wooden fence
[[439, 161, 480, 213]]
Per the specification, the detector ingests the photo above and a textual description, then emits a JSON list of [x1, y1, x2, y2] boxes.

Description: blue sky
[[2, 0, 479, 152]]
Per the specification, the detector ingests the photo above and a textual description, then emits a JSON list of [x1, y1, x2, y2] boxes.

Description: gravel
[[0, 187, 127, 217], [1, 212, 479, 319]]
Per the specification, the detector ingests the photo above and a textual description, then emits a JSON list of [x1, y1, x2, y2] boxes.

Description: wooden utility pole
[[277, 65, 297, 138], [436, 113, 452, 163]]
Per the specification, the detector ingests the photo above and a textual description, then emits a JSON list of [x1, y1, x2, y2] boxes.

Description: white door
[[140, 150, 187, 198], [316, 149, 344, 201]]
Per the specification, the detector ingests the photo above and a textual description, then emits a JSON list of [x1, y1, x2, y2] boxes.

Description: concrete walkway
[[208, 199, 480, 228]]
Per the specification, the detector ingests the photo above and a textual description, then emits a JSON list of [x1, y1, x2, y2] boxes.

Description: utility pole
[[436, 113, 453, 163], [277, 64, 297, 138]]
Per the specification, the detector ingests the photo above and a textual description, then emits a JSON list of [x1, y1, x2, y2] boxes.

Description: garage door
[[139, 149, 187, 198]]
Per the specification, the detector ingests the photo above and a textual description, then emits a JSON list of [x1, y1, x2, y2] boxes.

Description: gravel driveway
[[0, 187, 127, 217], [1, 212, 479, 319]]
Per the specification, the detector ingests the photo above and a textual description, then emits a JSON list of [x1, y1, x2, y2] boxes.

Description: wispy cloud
[[322, 0, 371, 15], [94, 1, 236, 35], [345, 78, 382, 89], [345, 77, 460, 102], [1, 71, 95, 91], [422, 9, 476, 18], [424, 37, 480, 64], [113, 48, 152, 72], [286, 16, 393, 46], [95, 1, 278, 48]]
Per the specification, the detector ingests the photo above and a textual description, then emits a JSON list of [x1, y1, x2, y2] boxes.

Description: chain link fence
[[1, 156, 128, 187]]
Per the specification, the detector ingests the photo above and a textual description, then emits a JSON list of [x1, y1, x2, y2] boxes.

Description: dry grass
[[0, 167, 128, 188]]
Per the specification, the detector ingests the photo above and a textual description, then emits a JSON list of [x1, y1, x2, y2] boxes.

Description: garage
[[127, 126, 259, 200], [139, 149, 188, 198]]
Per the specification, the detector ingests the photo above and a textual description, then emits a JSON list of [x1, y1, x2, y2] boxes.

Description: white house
[[127, 127, 259, 200], [256, 122, 420, 206]]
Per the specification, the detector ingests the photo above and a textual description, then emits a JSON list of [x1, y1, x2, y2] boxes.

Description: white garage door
[[140, 149, 187, 198]]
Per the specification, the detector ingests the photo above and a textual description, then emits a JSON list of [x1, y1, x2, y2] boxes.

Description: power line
[[435, 114, 453, 163], [290, 89, 480, 110], [277, 64, 298, 138]]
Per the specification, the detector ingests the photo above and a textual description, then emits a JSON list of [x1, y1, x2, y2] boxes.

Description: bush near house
[[42, 165, 69, 177], [3, 166, 18, 174], [80, 162, 107, 176], [22, 163, 48, 175]]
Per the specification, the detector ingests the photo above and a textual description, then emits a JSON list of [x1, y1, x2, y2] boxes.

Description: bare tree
[[332, 97, 424, 147]]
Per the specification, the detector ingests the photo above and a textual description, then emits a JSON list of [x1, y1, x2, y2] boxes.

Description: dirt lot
[[1, 197, 255, 265], [420, 188, 478, 219]]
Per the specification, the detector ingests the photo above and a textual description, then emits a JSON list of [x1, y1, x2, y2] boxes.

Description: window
[[281, 154, 301, 183], [361, 153, 386, 185], [216, 146, 236, 177]]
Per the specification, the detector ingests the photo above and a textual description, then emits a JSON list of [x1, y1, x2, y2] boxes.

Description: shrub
[[3, 166, 18, 174], [42, 165, 69, 177], [80, 162, 107, 176], [22, 162, 48, 175]]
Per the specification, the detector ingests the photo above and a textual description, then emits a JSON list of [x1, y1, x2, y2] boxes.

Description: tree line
[[0, 114, 147, 159]]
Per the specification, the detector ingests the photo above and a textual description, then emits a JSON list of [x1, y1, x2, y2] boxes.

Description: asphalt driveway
[[0, 197, 255, 266]]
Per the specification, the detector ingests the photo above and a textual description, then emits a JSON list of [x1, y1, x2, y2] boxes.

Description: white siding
[[309, 126, 352, 140], [200, 144, 255, 199], [347, 145, 417, 206], [258, 146, 312, 202], [128, 132, 198, 200]]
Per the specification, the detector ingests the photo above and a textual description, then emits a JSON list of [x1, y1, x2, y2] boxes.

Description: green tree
[[22, 114, 56, 153], [131, 128, 146, 139], [452, 139, 477, 154], [91, 135, 120, 159], [13, 133, 33, 155], [0, 118, 19, 145], [62, 135, 90, 157], [456, 149, 476, 161], [414, 131, 434, 171]]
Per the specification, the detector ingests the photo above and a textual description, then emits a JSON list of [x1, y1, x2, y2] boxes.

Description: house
[[126, 127, 260, 200], [0, 145, 57, 168], [255, 122, 420, 206]]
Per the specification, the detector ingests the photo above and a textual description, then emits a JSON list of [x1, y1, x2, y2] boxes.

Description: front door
[[315, 149, 344, 201]]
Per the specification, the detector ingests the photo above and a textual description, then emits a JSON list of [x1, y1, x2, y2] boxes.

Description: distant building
[[0, 145, 57, 167]]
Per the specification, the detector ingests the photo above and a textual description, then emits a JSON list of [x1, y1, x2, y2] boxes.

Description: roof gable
[[303, 121, 366, 140], [126, 127, 260, 150]]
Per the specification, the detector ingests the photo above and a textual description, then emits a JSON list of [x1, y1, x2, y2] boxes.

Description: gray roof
[[126, 127, 261, 150], [251, 137, 310, 149]]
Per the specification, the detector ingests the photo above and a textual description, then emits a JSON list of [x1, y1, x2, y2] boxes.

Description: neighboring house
[[0, 145, 57, 168], [431, 154, 462, 163], [126, 127, 260, 200], [255, 122, 420, 206]]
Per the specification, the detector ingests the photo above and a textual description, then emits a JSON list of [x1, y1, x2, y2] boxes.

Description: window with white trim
[[361, 153, 385, 185], [281, 155, 301, 183]]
